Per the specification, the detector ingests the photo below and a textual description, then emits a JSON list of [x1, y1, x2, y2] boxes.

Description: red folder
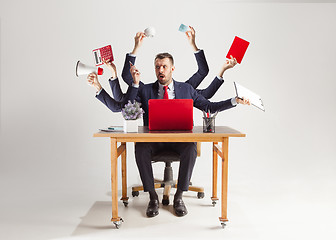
[[226, 36, 250, 64]]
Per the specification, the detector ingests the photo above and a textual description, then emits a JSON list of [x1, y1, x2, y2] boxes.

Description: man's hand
[[236, 97, 250, 105], [130, 63, 141, 85], [218, 55, 238, 78], [87, 73, 102, 92], [131, 32, 146, 55], [223, 55, 238, 70], [102, 58, 117, 79], [185, 26, 199, 52]]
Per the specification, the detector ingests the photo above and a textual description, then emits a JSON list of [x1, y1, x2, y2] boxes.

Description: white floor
[[1, 177, 335, 240]]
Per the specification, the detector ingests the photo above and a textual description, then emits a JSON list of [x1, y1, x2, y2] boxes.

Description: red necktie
[[163, 86, 168, 99]]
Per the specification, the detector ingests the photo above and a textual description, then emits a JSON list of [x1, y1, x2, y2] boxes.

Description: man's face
[[155, 58, 175, 86]]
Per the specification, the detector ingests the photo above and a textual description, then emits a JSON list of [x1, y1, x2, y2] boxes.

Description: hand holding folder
[[234, 82, 265, 111]]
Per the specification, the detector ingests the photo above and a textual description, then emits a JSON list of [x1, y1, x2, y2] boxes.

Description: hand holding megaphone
[[87, 72, 102, 92]]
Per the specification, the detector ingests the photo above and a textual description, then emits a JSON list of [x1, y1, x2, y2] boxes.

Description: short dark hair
[[155, 52, 174, 65]]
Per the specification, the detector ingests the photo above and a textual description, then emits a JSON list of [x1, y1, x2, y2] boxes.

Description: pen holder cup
[[203, 117, 215, 133]]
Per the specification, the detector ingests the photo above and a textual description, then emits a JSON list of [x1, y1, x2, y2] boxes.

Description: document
[[234, 82, 265, 111], [99, 126, 123, 132]]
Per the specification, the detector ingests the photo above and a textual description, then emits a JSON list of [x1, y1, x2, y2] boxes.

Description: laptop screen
[[148, 99, 193, 131]]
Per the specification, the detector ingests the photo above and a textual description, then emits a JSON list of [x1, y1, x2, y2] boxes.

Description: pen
[[207, 110, 210, 118], [212, 111, 218, 118], [202, 111, 207, 118], [129, 61, 141, 75]]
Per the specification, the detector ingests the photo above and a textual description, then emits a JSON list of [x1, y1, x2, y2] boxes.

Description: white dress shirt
[[158, 81, 175, 99]]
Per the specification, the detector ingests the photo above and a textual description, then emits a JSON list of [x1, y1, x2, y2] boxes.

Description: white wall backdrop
[[1, 0, 336, 239]]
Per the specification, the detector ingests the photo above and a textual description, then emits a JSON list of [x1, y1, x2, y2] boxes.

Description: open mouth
[[159, 74, 165, 79]]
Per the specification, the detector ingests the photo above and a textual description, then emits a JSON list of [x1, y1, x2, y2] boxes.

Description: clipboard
[[226, 36, 249, 64], [234, 82, 265, 111]]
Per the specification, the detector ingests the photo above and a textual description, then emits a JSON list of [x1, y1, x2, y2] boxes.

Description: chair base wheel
[[113, 218, 124, 229], [197, 192, 205, 199], [221, 222, 226, 228], [132, 191, 139, 197]]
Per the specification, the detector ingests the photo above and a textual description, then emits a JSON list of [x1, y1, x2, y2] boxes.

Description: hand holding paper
[[234, 82, 265, 111], [236, 97, 251, 105]]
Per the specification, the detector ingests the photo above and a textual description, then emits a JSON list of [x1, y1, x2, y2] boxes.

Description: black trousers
[[135, 142, 197, 192]]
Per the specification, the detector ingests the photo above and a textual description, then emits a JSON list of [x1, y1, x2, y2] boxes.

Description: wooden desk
[[94, 126, 245, 228]]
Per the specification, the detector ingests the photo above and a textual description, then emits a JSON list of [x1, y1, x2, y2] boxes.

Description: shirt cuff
[[96, 88, 103, 96], [216, 75, 224, 81], [132, 83, 139, 88], [231, 97, 237, 106], [128, 53, 136, 57], [194, 49, 202, 54]]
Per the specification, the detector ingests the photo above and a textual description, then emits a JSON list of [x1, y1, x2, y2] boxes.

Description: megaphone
[[76, 61, 103, 77]]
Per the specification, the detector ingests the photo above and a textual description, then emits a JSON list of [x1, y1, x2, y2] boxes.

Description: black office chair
[[132, 143, 204, 205]]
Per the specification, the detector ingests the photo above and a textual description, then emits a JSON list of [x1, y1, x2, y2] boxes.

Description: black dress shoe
[[146, 199, 159, 217], [173, 198, 188, 217]]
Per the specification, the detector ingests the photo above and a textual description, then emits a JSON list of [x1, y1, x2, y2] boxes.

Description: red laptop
[[148, 99, 193, 131]]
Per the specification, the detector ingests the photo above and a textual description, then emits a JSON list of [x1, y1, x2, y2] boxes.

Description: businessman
[[110, 27, 224, 102], [115, 52, 250, 218]]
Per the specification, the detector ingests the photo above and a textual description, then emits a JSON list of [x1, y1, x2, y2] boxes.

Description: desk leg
[[219, 137, 229, 228], [211, 142, 219, 206], [120, 142, 129, 206], [111, 138, 122, 228]]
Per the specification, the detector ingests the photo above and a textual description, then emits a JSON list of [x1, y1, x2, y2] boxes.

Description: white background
[[1, 0, 336, 239]]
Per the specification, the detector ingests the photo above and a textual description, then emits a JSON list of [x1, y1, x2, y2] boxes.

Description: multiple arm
[[109, 32, 145, 102], [121, 32, 145, 86], [89, 27, 250, 114], [194, 55, 238, 99], [184, 26, 209, 89], [87, 60, 133, 112], [115, 27, 213, 100]]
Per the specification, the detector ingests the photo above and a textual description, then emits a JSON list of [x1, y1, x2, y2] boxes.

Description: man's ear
[[172, 66, 175, 72]]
